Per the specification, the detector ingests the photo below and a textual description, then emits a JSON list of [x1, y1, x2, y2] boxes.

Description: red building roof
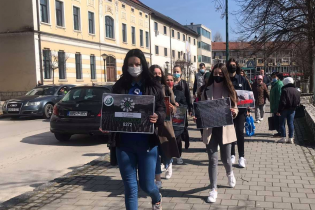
[[212, 42, 253, 51]]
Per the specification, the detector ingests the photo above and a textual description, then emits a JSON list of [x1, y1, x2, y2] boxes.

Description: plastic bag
[[245, 115, 255, 137]]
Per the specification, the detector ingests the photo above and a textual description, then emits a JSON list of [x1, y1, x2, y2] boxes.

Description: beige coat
[[201, 85, 238, 145]]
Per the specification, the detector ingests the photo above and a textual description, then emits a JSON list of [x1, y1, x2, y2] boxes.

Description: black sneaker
[[273, 133, 281, 137]]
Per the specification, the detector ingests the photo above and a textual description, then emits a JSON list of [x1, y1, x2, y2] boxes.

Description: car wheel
[[54, 133, 71, 141], [43, 104, 54, 119]]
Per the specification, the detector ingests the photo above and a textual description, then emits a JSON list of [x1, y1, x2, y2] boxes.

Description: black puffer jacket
[[278, 84, 301, 113], [109, 78, 166, 149]]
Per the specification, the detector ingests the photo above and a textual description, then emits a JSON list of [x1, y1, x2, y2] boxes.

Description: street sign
[[246, 60, 256, 68]]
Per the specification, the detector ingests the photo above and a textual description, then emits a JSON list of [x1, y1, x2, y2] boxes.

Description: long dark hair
[[227, 58, 241, 74], [207, 63, 238, 107], [113, 49, 156, 91], [149, 64, 166, 85]]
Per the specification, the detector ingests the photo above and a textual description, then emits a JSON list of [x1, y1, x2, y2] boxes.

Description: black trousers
[[176, 135, 183, 157], [231, 111, 246, 158]]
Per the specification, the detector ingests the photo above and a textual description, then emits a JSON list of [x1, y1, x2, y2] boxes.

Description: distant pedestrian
[[239, 70, 252, 88], [109, 49, 164, 210], [173, 65, 192, 151], [252, 75, 269, 123], [193, 63, 206, 98], [270, 72, 283, 137], [260, 69, 271, 88], [228, 58, 252, 168], [277, 77, 300, 144], [199, 63, 238, 203], [37, 80, 43, 87]]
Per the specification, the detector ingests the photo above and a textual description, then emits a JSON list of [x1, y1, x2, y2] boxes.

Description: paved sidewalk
[[1, 107, 315, 210]]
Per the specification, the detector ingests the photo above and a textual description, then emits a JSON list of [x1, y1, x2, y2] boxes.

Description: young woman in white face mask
[[109, 49, 166, 210]]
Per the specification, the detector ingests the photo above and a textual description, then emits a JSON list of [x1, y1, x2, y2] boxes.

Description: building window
[[198, 55, 202, 62], [40, 0, 49, 23], [75, 53, 82, 79], [122, 4, 125, 8], [154, 22, 158, 31], [183, 34, 186, 41], [55, 1, 64, 27], [122, 23, 127, 42], [140, 29, 143, 47], [58, 51, 66, 79], [90, 55, 96, 79], [164, 26, 167, 35], [198, 41, 211, 51], [73, 6, 80, 31], [145, 31, 149, 48], [201, 55, 211, 63], [155, 46, 159, 55], [164, 48, 167, 56], [105, 16, 114, 38], [145, 14, 148, 18], [88, 12, 95, 34], [172, 50, 175, 58], [177, 32, 180, 39], [172, 30, 174, 38], [197, 27, 211, 39], [131, 8, 134, 13], [183, 53, 186, 60], [194, 39, 196, 45], [178, 52, 180, 59], [43, 49, 51, 79], [194, 56, 196, 62], [139, 12, 142, 16], [188, 37, 191, 43], [132, 26, 136, 45]]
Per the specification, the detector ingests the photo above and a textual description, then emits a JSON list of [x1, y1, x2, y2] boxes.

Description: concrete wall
[[0, 34, 37, 93], [0, 0, 34, 32]]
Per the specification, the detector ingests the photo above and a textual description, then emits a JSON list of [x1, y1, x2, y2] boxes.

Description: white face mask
[[128, 66, 143, 77]]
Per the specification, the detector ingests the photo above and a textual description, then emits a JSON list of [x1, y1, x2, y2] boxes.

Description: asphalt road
[[0, 116, 109, 203]]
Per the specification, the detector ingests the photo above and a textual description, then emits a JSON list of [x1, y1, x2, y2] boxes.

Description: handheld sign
[[236, 90, 255, 108], [194, 98, 233, 129], [101, 94, 155, 134], [172, 106, 187, 127]]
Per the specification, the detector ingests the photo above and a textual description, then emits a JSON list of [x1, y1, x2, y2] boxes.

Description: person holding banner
[[108, 49, 165, 210], [166, 73, 187, 165], [227, 58, 252, 168], [173, 65, 192, 150], [199, 63, 238, 203], [150, 65, 179, 188]]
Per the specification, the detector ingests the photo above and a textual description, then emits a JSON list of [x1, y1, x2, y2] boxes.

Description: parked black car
[[50, 86, 112, 141], [2, 85, 75, 119]]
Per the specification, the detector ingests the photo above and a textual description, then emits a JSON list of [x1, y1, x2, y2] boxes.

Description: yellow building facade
[[40, 0, 151, 85]]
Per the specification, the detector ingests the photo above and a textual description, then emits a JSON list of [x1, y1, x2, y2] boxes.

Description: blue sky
[[140, 0, 241, 41]]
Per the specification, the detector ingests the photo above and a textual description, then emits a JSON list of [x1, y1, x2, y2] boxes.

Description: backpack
[[245, 115, 255, 137]]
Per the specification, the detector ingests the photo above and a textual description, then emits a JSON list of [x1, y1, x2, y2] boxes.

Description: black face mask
[[228, 66, 237, 74], [214, 76, 224, 83], [155, 76, 162, 83]]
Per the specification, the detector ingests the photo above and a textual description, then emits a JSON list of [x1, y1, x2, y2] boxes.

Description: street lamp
[[101, 53, 108, 82], [165, 61, 169, 74]]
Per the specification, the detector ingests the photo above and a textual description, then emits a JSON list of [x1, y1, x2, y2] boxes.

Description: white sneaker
[[177, 157, 183, 164], [155, 181, 162, 189], [255, 120, 260, 123], [231, 155, 236, 164], [161, 164, 166, 172], [227, 172, 236, 188], [238, 157, 246, 168], [165, 163, 173, 180], [260, 118, 264, 121], [207, 189, 218, 203], [288, 138, 294, 144], [278, 137, 287, 143], [152, 193, 162, 210]]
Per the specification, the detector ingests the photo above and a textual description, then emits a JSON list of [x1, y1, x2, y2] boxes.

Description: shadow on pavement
[[244, 139, 275, 143], [82, 153, 107, 157], [0, 116, 42, 121], [21, 132, 108, 146]]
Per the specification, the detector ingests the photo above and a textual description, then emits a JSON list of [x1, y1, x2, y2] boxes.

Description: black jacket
[[278, 84, 301, 113], [109, 78, 166, 149], [173, 87, 187, 137], [176, 80, 192, 113]]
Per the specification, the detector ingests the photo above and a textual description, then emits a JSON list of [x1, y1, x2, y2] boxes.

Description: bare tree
[[213, 32, 223, 42], [234, 0, 315, 89], [50, 51, 70, 84]]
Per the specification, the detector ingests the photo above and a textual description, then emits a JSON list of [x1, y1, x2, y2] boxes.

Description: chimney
[[190, 22, 194, 25]]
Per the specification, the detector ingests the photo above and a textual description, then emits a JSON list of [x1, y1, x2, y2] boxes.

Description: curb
[[0, 154, 111, 210]]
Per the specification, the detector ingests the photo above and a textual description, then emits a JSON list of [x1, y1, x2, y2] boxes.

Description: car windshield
[[26, 87, 58, 96], [62, 88, 109, 102]]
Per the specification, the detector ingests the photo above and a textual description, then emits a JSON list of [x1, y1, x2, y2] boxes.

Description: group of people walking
[[102, 49, 300, 210]]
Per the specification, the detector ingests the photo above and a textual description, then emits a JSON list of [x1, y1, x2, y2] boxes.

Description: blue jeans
[[280, 109, 296, 138], [155, 145, 173, 175], [116, 138, 161, 210]]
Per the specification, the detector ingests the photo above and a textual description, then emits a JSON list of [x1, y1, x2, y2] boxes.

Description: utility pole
[[225, 0, 229, 64]]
